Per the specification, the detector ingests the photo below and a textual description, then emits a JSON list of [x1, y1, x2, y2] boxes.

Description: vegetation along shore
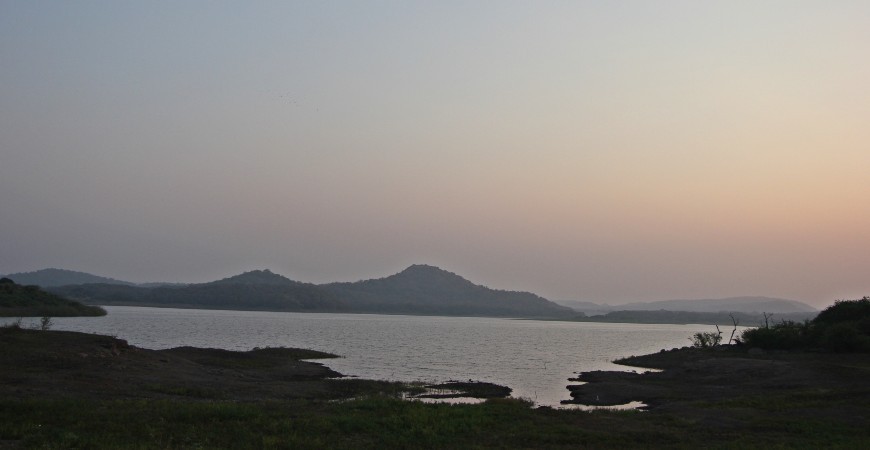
[[1, 298, 868, 448]]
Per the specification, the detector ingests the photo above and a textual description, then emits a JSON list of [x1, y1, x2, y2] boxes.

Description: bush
[[690, 331, 722, 348], [821, 324, 870, 352], [741, 320, 813, 350], [813, 297, 870, 326], [2, 317, 23, 329], [741, 298, 870, 352]]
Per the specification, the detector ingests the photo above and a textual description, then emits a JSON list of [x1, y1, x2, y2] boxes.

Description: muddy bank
[[0, 327, 348, 402], [413, 381, 512, 399], [565, 345, 870, 418], [0, 327, 510, 402]]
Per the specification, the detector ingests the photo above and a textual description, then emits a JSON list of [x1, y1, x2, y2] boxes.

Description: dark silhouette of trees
[[742, 297, 870, 352]]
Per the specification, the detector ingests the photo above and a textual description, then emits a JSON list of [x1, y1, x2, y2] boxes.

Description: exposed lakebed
[[30, 306, 727, 407]]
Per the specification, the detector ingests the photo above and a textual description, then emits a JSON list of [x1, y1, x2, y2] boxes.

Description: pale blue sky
[[2, 1, 869, 306]]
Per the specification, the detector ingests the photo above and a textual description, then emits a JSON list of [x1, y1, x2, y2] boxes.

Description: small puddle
[[402, 387, 489, 405], [406, 395, 486, 405], [556, 400, 648, 411]]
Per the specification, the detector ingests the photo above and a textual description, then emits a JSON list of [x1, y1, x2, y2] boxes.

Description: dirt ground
[[565, 345, 870, 427], [0, 327, 410, 402], [4, 326, 869, 433], [1, 327, 523, 404]]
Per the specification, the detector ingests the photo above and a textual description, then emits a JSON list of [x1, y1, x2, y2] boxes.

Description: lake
[[31, 306, 726, 407]]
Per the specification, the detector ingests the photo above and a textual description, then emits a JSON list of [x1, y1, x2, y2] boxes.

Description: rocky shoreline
[[3, 327, 870, 448], [0, 327, 509, 403], [564, 344, 870, 423]]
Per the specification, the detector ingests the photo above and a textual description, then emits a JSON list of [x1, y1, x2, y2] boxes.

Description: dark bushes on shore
[[742, 297, 870, 352]]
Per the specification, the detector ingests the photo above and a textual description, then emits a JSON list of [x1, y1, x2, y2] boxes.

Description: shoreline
[[3, 327, 869, 447], [564, 344, 870, 414], [0, 327, 508, 404]]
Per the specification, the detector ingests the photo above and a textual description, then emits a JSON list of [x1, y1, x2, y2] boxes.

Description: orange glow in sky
[[2, 2, 868, 307]]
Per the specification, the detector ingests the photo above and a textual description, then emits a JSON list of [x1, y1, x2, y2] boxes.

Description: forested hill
[[0, 278, 106, 317], [208, 270, 299, 286], [322, 264, 575, 318], [47, 266, 574, 318], [3, 269, 134, 288], [50, 270, 344, 312]]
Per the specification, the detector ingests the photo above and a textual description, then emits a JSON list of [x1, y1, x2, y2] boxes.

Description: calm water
[[31, 306, 723, 407]]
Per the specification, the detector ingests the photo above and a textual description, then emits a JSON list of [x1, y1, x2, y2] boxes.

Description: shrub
[[741, 320, 813, 350], [2, 317, 24, 329], [741, 298, 870, 352], [690, 331, 722, 348], [821, 324, 870, 352], [813, 297, 870, 326]]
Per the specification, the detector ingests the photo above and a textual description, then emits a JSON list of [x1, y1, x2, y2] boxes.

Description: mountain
[[49, 265, 574, 318], [616, 297, 817, 314], [322, 264, 575, 318], [557, 296, 817, 315], [208, 269, 298, 286], [0, 277, 106, 317], [19, 266, 819, 319], [51, 270, 344, 312], [555, 300, 611, 315], [3, 269, 134, 288], [576, 310, 816, 326]]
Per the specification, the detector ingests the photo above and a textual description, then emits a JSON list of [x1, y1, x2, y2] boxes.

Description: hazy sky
[[2, 1, 868, 307]]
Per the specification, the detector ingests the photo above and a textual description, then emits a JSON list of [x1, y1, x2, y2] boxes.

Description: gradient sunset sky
[[2, 1, 868, 307]]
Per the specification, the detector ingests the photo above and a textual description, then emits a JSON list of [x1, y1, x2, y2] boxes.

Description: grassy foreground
[[2, 327, 869, 448], [2, 394, 868, 449]]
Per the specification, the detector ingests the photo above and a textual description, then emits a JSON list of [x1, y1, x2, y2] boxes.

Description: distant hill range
[[43, 265, 575, 319], [556, 296, 819, 326], [558, 296, 817, 315], [575, 310, 817, 327], [50, 270, 344, 313], [13, 266, 821, 322], [2, 269, 135, 288]]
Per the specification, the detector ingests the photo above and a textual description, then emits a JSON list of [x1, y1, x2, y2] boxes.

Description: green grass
[[145, 384, 226, 399], [3, 396, 868, 449], [0, 398, 640, 449]]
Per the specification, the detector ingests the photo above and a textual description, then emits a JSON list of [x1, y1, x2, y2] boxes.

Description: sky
[[2, 1, 868, 308]]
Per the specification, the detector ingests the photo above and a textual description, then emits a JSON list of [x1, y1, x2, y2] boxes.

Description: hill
[[554, 300, 612, 315], [3, 268, 135, 288], [557, 296, 816, 315], [322, 264, 574, 318], [576, 309, 816, 326], [0, 278, 106, 317], [209, 269, 299, 286], [617, 296, 817, 314], [48, 265, 574, 318], [51, 270, 344, 312]]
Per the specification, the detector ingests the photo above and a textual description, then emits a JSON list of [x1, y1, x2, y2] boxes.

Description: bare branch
[[728, 313, 740, 344], [728, 313, 739, 345]]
